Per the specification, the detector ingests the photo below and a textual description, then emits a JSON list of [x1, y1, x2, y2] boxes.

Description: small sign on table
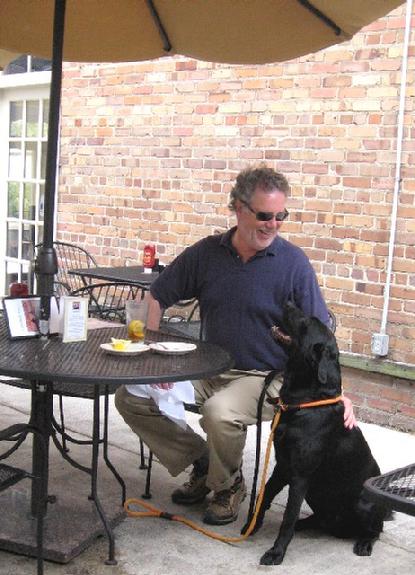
[[61, 296, 88, 343]]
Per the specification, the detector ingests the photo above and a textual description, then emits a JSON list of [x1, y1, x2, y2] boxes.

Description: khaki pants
[[114, 369, 282, 493]]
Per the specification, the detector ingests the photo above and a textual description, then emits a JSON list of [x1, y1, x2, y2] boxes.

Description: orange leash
[[124, 395, 343, 544]]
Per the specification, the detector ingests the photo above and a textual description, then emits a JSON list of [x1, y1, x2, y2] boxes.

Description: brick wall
[[58, 5, 415, 423], [343, 367, 415, 432]]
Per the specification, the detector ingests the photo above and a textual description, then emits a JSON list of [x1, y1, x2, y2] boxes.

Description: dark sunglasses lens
[[276, 210, 288, 221], [256, 212, 274, 221], [256, 210, 288, 222]]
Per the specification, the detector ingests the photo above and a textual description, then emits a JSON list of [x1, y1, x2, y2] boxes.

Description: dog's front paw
[[353, 538, 374, 556], [260, 545, 285, 565]]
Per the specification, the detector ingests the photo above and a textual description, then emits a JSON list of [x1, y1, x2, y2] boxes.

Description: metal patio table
[[69, 264, 159, 289], [363, 463, 415, 516], [0, 320, 233, 564]]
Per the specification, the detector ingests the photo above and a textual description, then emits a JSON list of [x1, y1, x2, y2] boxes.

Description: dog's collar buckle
[[266, 396, 280, 406], [266, 397, 297, 412]]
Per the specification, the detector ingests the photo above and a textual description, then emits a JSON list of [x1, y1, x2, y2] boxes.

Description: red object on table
[[143, 244, 156, 269], [9, 282, 29, 297]]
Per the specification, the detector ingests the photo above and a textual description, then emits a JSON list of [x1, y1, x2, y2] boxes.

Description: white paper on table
[[126, 380, 195, 429], [87, 317, 124, 330]]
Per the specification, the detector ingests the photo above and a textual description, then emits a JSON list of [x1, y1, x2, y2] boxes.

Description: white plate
[[100, 342, 150, 356], [149, 341, 197, 355]]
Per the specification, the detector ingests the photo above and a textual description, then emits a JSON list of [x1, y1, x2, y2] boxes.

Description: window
[[3, 55, 51, 75], [3, 97, 48, 291], [0, 55, 51, 296]]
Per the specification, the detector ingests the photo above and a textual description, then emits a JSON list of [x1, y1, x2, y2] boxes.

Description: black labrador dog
[[250, 301, 386, 565]]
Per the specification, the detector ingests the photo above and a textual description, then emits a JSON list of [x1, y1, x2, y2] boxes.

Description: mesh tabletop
[[363, 463, 415, 516], [69, 265, 158, 287], [0, 320, 233, 387]]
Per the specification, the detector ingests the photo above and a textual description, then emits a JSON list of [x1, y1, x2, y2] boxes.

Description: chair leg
[[142, 450, 153, 499], [139, 439, 147, 469]]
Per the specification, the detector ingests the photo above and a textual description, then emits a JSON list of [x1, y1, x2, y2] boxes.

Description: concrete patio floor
[[0, 383, 414, 575]]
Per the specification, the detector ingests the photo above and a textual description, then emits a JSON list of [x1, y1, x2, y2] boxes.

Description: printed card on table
[[3, 296, 41, 339], [61, 296, 88, 343]]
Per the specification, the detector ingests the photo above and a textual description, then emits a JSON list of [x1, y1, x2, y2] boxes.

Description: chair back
[[54, 241, 98, 293], [36, 241, 98, 294], [162, 299, 201, 340], [71, 282, 145, 323]]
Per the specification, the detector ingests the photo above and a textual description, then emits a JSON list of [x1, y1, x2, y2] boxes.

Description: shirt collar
[[220, 227, 280, 257]]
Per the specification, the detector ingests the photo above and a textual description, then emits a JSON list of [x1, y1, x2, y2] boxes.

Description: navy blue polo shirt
[[150, 228, 329, 372]]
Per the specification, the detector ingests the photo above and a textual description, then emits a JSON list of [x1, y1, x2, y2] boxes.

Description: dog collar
[[267, 395, 343, 412]]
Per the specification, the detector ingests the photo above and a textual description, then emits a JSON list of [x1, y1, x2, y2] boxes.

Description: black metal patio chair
[[70, 281, 145, 323], [36, 241, 98, 295]]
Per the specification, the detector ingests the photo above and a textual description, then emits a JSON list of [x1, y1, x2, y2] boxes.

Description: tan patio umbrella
[[0, 0, 405, 65], [0, 0, 404, 328]]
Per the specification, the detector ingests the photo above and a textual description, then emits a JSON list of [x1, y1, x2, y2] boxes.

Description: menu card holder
[[3, 296, 41, 339], [61, 296, 88, 343], [2, 295, 61, 339]]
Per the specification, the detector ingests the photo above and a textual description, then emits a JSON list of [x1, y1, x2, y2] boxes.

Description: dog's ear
[[310, 342, 327, 382], [317, 345, 341, 387], [317, 346, 330, 384]]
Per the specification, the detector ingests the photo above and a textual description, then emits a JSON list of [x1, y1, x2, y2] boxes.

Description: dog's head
[[272, 301, 341, 395]]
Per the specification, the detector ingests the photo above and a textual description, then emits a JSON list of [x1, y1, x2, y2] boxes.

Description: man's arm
[[146, 293, 175, 390], [147, 293, 163, 331]]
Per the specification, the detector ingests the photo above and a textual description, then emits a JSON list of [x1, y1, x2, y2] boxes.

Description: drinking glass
[[125, 299, 148, 341]]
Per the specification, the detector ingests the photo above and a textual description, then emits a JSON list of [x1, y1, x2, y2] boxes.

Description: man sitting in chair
[[115, 165, 355, 525]]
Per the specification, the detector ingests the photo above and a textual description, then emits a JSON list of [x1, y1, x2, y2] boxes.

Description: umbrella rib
[[297, 0, 342, 36], [146, 0, 172, 52]]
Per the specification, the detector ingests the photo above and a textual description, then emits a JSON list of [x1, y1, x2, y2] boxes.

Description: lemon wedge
[[127, 319, 145, 341], [111, 338, 132, 351]]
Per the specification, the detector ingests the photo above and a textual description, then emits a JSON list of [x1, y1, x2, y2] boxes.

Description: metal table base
[[0, 450, 125, 564]]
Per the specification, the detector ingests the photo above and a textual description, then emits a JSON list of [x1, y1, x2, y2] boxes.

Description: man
[[115, 166, 355, 526]]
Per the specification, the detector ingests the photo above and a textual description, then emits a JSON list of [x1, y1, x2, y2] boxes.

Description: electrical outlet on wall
[[371, 333, 389, 356]]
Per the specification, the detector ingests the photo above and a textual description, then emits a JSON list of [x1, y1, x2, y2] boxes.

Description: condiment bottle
[[143, 244, 156, 272], [9, 282, 29, 297]]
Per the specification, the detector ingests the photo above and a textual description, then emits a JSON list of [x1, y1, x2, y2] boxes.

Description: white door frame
[[0, 76, 51, 295]]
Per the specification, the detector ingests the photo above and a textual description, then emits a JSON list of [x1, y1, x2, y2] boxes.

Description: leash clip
[[266, 395, 280, 406]]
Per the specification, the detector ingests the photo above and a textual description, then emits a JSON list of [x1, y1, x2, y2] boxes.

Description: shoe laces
[[212, 476, 242, 507], [184, 466, 205, 488]]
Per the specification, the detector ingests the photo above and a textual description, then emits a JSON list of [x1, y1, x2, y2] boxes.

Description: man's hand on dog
[[150, 382, 175, 390], [343, 395, 356, 429]]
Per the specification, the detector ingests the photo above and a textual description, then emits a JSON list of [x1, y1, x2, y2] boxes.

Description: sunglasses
[[241, 200, 289, 222]]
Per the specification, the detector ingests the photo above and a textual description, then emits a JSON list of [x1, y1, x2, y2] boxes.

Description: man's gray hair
[[228, 165, 290, 212]]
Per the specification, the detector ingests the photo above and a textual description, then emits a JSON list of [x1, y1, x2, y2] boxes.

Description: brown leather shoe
[[171, 456, 210, 505], [203, 474, 247, 525]]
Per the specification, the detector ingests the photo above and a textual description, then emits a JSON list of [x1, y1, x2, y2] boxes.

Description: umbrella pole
[[35, 0, 66, 334]]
